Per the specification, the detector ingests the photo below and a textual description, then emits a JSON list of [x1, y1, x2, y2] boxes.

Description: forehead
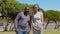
[[27, 7, 29, 9], [34, 5, 38, 7], [25, 7, 29, 9]]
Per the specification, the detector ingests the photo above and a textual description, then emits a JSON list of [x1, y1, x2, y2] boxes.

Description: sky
[[16, 0, 60, 11]]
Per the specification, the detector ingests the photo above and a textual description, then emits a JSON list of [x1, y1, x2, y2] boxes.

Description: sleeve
[[41, 12, 43, 16], [14, 12, 21, 29]]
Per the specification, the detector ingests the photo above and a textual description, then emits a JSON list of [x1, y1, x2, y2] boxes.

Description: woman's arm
[[41, 13, 44, 26]]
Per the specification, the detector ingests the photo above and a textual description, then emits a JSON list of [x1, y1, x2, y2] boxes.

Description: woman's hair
[[33, 4, 40, 11]]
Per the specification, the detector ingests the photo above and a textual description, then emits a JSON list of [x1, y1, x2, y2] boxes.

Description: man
[[14, 6, 31, 34]]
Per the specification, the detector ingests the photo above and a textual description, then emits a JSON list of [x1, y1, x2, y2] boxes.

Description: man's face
[[25, 7, 29, 13]]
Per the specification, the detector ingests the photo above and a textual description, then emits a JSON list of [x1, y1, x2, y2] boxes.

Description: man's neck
[[24, 12, 28, 16]]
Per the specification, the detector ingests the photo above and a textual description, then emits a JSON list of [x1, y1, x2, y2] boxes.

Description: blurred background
[[0, 0, 60, 34]]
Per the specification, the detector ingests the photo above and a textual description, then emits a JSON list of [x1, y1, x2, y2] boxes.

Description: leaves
[[44, 10, 60, 21], [0, 0, 60, 21]]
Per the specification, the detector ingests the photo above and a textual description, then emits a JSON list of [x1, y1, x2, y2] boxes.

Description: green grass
[[0, 29, 60, 34], [43, 28, 60, 34], [0, 31, 16, 34], [30, 28, 60, 34]]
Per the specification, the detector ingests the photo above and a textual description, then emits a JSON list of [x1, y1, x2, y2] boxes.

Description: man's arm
[[14, 13, 21, 30]]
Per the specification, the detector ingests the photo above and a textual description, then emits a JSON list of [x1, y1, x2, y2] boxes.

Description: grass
[[0, 31, 16, 34], [0, 29, 60, 34], [43, 28, 60, 34]]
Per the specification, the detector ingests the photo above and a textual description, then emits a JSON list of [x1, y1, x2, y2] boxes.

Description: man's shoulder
[[18, 12, 23, 14], [19, 12, 23, 13]]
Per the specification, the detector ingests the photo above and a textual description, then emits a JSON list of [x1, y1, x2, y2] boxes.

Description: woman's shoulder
[[38, 11, 43, 15], [39, 10, 43, 13]]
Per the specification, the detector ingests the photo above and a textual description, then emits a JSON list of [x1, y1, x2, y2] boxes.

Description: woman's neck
[[34, 11, 39, 14]]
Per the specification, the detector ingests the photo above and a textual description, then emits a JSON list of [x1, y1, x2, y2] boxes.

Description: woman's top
[[32, 11, 43, 28]]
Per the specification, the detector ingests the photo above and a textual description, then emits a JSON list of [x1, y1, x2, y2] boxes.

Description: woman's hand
[[42, 22, 44, 26], [32, 22, 40, 31], [33, 26, 40, 31]]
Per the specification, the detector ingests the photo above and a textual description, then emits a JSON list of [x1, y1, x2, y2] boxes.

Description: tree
[[44, 10, 60, 29]]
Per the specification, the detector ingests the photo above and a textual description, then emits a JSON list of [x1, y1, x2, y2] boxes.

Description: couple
[[14, 4, 44, 34]]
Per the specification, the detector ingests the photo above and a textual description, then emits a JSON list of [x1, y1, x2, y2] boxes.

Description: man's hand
[[16, 29, 20, 32]]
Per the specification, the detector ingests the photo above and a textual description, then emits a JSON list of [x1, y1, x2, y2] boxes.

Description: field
[[0, 29, 60, 34], [0, 17, 60, 34], [43, 29, 60, 34]]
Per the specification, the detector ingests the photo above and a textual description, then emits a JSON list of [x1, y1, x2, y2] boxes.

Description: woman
[[31, 4, 44, 34], [14, 6, 30, 34]]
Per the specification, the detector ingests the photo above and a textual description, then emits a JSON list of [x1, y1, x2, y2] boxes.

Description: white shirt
[[32, 11, 43, 28]]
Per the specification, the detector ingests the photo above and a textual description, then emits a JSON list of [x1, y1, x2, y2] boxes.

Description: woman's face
[[34, 5, 39, 11]]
